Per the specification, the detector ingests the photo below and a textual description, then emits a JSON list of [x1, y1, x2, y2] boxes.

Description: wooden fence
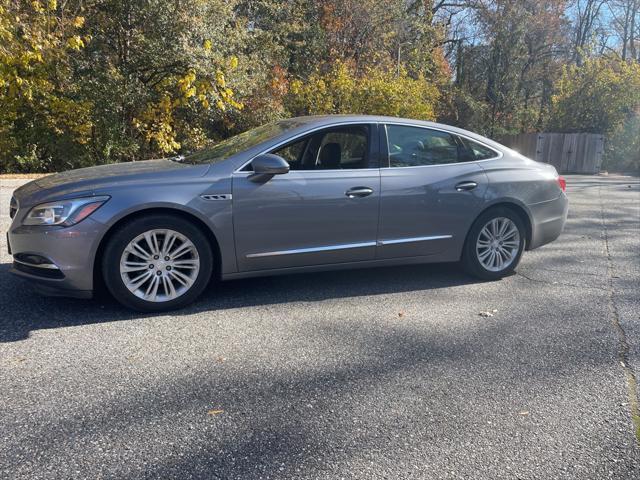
[[498, 133, 605, 174]]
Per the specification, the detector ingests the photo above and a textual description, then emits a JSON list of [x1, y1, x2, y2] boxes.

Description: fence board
[[497, 132, 605, 174]]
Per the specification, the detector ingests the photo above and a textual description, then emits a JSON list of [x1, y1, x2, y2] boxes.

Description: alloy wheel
[[475, 217, 521, 272], [119, 229, 200, 302]]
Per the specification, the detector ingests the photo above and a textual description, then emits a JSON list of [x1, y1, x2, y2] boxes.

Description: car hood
[[13, 159, 210, 206]]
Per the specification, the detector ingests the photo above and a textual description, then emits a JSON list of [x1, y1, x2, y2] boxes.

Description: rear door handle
[[455, 181, 478, 192], [345, 187, 374, 198]]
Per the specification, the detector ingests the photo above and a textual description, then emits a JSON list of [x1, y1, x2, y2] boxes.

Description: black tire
[[461, 206, 526, 280], [102, 214, 213, 312]]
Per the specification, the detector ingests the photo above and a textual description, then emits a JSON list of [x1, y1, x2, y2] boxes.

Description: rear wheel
[[462, 207, 526, 280], [102, 215, 213, 311]]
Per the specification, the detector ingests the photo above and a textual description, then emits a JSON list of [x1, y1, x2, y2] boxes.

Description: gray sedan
[[7, 115, 568, 311]]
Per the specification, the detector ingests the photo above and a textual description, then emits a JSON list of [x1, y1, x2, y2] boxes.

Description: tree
[[549, 56, 640, 133], [78, 0, 243, 160], [0, 0, 92, 172], [548, 56, 640, 171], [286, 60, 440, 120]]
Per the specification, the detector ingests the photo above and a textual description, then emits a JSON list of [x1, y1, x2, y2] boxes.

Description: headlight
[[23, 196, 110, 226]]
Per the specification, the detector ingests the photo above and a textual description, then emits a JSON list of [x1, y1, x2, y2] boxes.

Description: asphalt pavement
[[1, 174, 638, 479]]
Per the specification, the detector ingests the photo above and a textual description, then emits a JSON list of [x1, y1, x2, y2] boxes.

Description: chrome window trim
[[233, 168, 380, 177], [246, 241, 376, 258], [377, 235, 452, 246], [234, 120, 503, 173], [382, 122, 503, 168]]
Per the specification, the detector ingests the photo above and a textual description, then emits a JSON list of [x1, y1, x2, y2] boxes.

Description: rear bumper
[[528, 193, 569, 250]]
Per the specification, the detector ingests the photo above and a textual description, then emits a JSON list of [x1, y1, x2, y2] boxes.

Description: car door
[[232, 123, 381, 272], [377, 123, 493, 260]]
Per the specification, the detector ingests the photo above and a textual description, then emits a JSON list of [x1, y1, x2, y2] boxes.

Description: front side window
[[386, 125, 461, 167], [270, 125, 370, 171]]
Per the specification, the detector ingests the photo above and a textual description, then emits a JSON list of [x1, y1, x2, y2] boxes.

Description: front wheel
[[102, 215, 213, 312], [462, 207, 526, 280]]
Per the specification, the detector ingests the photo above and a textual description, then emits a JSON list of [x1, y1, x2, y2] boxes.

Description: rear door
[[232, 123, 381, 272], [377, 124, 494, 260]]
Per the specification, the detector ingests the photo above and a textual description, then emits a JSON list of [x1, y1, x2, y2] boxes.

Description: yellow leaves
[[229, 56, 238, 70], [203, 39, 212, 51], [47, 0, 57, 11], [215, 71, 226, 88], [286, 60, 438, 121], [66, 35, 85, 50], [171, 66, 239, 115], [289, 79, 302, 95], [72, 16, 85, 28], [134, 94, 181, 153]]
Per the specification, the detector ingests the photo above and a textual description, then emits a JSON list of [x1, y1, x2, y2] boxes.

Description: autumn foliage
[[1, 0, 639, 173]]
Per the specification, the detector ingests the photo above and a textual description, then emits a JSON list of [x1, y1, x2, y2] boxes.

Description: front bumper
[[528, 192, 569, 250], [7, 217, 105, 297]]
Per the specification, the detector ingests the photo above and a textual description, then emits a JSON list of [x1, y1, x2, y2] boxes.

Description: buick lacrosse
[[8, 115, 568, 311]]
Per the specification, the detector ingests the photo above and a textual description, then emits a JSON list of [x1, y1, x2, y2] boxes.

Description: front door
[[232, 124, 381, 272]]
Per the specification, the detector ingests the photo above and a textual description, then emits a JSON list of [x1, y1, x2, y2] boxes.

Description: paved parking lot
[[1, 174, 639, 479]]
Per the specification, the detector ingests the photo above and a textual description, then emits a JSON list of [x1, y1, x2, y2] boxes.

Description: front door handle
[[345, 187, 374, 198], [455, 181, 478, 192]]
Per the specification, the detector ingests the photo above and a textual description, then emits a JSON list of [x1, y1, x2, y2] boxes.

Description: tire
[[461, 207, 526, 280], [102, 214, 213, 312]]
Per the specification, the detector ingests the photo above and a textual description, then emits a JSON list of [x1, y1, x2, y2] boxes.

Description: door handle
[[345, 187, 374, 198], [455, 181, 478, 192]]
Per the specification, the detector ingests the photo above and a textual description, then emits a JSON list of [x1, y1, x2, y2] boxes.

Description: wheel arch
[[468, 200, 533, 251], [93, 207, 222, 295]]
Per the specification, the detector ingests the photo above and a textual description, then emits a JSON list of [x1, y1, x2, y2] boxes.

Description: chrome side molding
[[377, 235, 452, 246], [246, 241, 376, 258], [246, 235, 453, 258]]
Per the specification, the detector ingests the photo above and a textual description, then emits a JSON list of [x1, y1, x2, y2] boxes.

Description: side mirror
[[249, 154, 290, 182]]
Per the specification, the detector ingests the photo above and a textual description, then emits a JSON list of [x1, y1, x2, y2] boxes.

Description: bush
[[548, 58, 640, 172]]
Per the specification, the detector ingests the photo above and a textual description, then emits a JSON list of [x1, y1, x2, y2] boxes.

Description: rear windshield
[[181, 119, 308, 165]]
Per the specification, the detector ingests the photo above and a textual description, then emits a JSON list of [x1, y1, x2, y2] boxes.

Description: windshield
[[181, 119, 309, 165]]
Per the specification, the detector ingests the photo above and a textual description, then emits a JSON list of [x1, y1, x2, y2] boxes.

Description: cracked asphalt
[[0, 174, 638, 479]]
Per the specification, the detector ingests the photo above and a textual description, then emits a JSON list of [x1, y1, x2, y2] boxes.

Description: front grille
[[9, 196, 17, 219]]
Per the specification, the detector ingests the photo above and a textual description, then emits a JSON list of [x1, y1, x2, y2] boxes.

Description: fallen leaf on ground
[[519, 411, 530, 416], [478, 309, 498, 317], [207, 409, 224, 416]]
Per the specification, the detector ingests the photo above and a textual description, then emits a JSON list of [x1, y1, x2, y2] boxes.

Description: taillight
[[557, 176, 566, 192]]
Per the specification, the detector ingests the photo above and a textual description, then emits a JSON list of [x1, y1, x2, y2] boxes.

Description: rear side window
[[459, 137, 499, 161], [386, 125, 461, 167]]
